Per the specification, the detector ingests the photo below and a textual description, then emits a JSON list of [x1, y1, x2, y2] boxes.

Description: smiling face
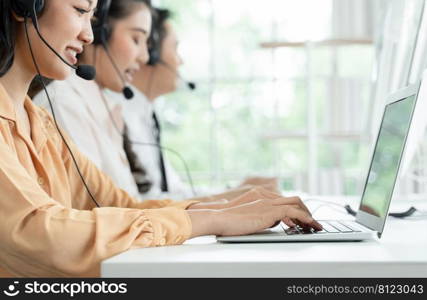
[[15, 0, 97, 80], [90, 3, 152, 92]]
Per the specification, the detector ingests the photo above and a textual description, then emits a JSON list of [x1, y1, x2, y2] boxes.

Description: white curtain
[[331, 0, 377, 40], [370, 0, 427, 196], [370, 0, 425, 135], [331, 0, 427, 196]]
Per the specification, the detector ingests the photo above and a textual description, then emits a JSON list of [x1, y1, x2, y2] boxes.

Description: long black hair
[[0, 0, 17, 77]]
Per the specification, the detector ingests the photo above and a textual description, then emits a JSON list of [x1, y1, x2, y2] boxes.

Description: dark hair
[[109, 0, 152, 20], [28, 75, 52, 98], [147, 8, 172, 65], [0, 0, 17, 77], [122, 125, 152, 193], [92, 0, 152, 44]]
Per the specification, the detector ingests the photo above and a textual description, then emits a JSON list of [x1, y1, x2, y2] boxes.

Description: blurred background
[[152, 0, 427, 202]]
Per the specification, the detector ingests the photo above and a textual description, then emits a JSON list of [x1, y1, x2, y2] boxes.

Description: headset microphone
[[123, 86, 134, 100], [187, 81, 196, 91], [28, 5, 96, 80], [75, 65, 96, 81], [122, 86, 133, 100], [159, 60, 196, 91], [99, 41, 134, 100]]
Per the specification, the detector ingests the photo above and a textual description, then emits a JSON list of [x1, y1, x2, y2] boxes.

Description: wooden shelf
[[260, 39, 373, 49]]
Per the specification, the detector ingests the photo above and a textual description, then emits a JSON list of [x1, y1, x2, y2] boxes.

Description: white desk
[[101, 214, 427, 278]]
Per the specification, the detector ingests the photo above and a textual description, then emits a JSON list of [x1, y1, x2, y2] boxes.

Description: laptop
[[217, 82, 421, 242]]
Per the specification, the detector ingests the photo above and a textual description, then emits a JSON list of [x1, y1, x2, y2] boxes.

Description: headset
[[91, 0, 134, 99], [147, 8, 196, 91], [15, 0, 100, 207], [305, 199, 422, 219], [11, 0, 44, 18], [92, 0, 112, 46], [146, 7, 164, 67], [12, 0, 96, 80]]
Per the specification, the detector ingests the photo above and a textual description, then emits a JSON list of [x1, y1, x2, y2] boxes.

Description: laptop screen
[[359, 95, 416, 218]]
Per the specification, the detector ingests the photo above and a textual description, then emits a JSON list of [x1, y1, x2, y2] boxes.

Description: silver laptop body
[[217, 83, 420, 243]]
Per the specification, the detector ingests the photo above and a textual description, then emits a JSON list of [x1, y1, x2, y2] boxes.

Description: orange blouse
[[0, 83, 197, 277]]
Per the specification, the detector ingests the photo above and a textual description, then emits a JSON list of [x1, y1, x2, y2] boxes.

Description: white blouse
[[106, 87, 194, 200], [33, 74, 141, 199]]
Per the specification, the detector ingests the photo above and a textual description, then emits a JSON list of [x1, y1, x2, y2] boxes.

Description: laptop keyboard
[[283, 221, 362, 235]]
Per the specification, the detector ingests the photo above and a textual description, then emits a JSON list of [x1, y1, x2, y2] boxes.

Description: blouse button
[[37, 177, 45, 186]]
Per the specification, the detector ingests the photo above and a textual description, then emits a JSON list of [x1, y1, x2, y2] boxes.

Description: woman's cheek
[[114, 37, 135, 65]]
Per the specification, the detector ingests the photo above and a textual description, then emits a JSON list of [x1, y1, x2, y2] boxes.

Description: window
[[156, 0, 427, 199]]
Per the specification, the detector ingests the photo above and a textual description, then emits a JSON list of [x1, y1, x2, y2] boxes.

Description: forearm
[[187, 195, 218, 203], [187, 209, 220, 238], [187, 185, 254, 203], [6, 206, 191, 277]]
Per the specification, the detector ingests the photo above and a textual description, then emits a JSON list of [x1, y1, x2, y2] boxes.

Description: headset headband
[[92, 0, 112, 45]]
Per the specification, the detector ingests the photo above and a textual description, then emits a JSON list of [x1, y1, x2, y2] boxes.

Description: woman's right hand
[[187, 196, 322, 238]]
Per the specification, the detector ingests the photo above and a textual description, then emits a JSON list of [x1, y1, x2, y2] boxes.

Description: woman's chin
[[170, 81, 179, 93], [56, 69, 73, 81], [41, 68, 72, 81], [110, 83, 125, 93]]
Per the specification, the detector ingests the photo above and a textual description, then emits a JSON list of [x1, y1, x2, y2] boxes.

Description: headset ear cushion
[[92, 24, 112, 45], [35, 0, 45, 15], [148, 48, 160, 66], [92, 24, 103, 45], [92, 0, 113, 45], [147, 31, 161, 66], [12, 0, 45, 18]]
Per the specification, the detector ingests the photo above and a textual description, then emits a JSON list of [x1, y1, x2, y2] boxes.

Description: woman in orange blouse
[[0, 0, 321, 277]]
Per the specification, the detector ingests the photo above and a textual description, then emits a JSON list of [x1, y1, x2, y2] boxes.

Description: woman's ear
[[11, 10, 25, 23]]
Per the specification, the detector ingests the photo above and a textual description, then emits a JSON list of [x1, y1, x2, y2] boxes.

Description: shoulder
[[32, 103, 58, 131], [34, 104, 53, 121], [33, 76, 89, 109]]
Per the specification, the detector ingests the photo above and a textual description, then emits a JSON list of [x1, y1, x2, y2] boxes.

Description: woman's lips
[[124, 69, 137, 83], [124, 72, 133, 83], [64, 48, 78, 65]]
